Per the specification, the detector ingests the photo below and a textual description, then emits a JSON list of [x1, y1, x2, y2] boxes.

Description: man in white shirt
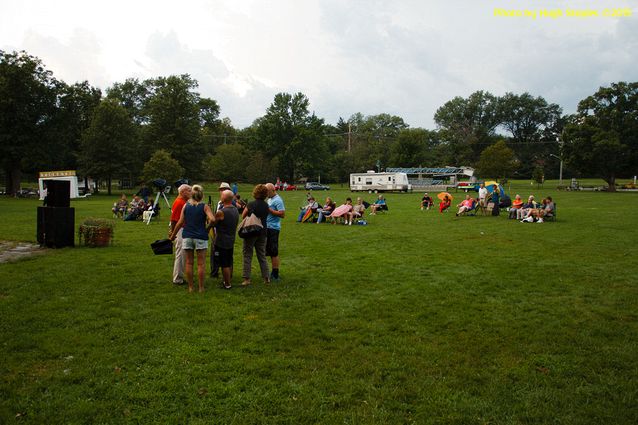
[[478, 183, 488, 207]]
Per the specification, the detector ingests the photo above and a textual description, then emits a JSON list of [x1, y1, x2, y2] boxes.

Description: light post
[[549, 153, 563, 186]]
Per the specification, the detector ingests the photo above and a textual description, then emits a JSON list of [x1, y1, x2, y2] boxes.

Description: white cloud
[[1, 0, 636, 128]]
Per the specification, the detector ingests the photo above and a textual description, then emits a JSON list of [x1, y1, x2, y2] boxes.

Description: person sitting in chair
[[421, 193, 433, 210], [439, 195, 451, 213], [369, 195, 387, 215], [297, 196, 319, 222], [112, 194, 128, 218], [455, 194, 475, 216], [540, 196, 555, 218], [317, 196, 336, 223], [330, 198, 353, 225], [518, 195, 537, 220], [508, 194, 524, 219], [348, 197, 367, 223], [124, 196, 147, 221]]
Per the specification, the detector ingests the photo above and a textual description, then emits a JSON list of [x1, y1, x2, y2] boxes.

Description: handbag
[[150, 239, 173, 255], [238, 213, 263, 239]]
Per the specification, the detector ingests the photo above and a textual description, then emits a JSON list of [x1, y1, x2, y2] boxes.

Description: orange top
[[512, 199, 523, 208], [170, 197, 187, 222]]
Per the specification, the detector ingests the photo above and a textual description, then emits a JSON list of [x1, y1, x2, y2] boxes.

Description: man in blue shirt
[[265, 183, 285, 281]]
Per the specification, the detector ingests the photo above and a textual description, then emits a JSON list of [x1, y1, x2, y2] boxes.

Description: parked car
[[305, 182, 330, 190], [275, 183, 297, 191], [457, 182, 479, 192]]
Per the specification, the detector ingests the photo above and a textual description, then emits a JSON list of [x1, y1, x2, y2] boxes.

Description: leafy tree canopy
[[563, 82, 638, 191]]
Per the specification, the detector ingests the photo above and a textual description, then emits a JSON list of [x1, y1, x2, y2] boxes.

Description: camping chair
[[301, 207, 318, 223], [544, 203, 557, 222], [458, 199, 478, 216]]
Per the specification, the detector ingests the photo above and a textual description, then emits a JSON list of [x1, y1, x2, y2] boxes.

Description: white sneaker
[[349, 221, 352, 226]]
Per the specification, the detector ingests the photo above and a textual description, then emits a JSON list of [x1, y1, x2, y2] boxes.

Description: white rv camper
[[350, 171, 412, 193], [38, 170, 80, 200]]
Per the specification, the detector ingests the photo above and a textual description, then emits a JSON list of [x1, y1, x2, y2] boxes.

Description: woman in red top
[[439, 195, 451, 213]]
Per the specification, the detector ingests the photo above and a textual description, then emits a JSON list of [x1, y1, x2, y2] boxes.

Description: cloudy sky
[[1, 0, 636, 128]]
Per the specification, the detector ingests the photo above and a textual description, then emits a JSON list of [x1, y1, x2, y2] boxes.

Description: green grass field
[[1, 181, 637, 424]]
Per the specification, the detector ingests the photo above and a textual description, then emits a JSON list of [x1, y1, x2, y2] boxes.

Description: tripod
[[145, 186, 172, 225]]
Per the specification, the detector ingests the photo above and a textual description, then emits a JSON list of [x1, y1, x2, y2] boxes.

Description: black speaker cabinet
[[37, 206, 75, 248], [44, 180, 71, 207]]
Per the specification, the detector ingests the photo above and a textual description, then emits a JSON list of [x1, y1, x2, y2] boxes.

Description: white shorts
[[182, 238, 208, 250]]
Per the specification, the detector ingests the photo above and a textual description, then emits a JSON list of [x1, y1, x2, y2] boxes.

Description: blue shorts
[[182, 238, 208, 250]]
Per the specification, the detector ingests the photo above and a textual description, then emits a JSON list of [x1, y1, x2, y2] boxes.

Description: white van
[[350, 171, 412, 193]]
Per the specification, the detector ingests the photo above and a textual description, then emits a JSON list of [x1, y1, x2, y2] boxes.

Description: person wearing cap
[[296, 196, 318, 222], [421, 192, 433, 210]]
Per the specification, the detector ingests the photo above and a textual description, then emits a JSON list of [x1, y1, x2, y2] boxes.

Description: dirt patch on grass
[[0, 240, 44, 263]]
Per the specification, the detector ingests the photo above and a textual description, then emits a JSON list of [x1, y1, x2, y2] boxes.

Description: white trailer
[[38, 170, 81, 200], [350, 171, 412, 193]]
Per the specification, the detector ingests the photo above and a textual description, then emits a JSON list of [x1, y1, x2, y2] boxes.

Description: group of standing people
[[168, 182, 285, 293]]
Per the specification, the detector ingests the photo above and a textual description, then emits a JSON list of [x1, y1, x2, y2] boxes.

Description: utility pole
[[347, 123, 351, 152], [557, 135, 564, 186]]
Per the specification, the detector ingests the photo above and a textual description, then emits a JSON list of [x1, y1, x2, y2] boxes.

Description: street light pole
[[549, 153, 563, 186]]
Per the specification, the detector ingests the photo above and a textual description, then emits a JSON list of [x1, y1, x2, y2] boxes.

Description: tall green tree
[[79, 99, 136, 194], [499, 92, 563, 176], [143, 75, 204, 178], [50, 81, 102, 170], [140, 149, 184, 187], [434, 91, 502, 165], [345, 112, 409, 172], [563, 82, 638, 191], [255, 92, 328, 181], [389, 128, 442, 167], [476, 140, 519, 181], [0, 50, 60, 195], [106, 78, 150, 125], [202, 143, 247, 182]]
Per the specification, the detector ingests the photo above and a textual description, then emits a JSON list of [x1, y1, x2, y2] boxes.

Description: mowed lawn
[[1, 182, 637, 424]]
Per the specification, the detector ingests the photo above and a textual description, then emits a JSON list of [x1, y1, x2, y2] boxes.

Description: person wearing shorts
[[265, 183, 285, 282], [169, 185, 215, 293]]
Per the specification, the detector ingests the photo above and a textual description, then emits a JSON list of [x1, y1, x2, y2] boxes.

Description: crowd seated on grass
[[123, 195, 148, 221], [444, 190, 556, 223], [112, 194, 128, 218], [520, 196, 555, 222], [369, 195, 387, 215]]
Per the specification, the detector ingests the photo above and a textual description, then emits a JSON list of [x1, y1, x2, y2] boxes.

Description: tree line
[[1, 50, 636, 194]]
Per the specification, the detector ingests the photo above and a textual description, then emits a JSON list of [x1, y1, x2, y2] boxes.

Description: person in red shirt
[[170, 184, 192, 285], [439, 195, 451, 213]]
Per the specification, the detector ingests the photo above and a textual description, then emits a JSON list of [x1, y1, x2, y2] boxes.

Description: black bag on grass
[[151, 239, 173, 255]]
